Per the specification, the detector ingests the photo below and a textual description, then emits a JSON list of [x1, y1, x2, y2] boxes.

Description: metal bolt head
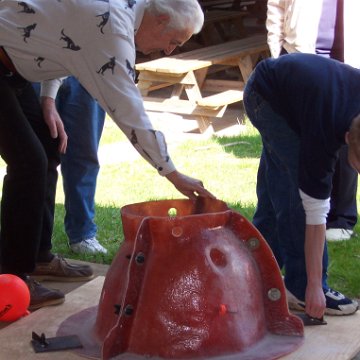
[[114, 304, 121, 315], [135, 252, 145, 264], [124, 304, 134, 316], [267, 288, 281, 301], [247, 237, 260, 250]]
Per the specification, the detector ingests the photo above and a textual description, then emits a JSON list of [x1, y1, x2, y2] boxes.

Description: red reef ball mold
[[57, 198, 304, 360]]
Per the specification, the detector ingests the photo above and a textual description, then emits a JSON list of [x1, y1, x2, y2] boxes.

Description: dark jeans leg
[[20, 87, 60, 255], [244, 73, 329, 300], [0, 78, 59, 274], [253, 152, 284, 268], [327, 145, 358, 230]]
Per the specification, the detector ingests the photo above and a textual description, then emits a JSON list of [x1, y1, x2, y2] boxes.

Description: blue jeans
[[243, 72, 329, 301], [56, 78, 105, 244], [33, 78, 106, 244]]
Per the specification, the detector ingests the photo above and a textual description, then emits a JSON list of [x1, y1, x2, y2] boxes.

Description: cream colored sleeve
[[266, 0, 286, 58], [40, 77, 67, 99]]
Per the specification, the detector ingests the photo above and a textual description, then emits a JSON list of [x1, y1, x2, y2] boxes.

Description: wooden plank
[[199, 0, 254, 10], [137, 70, 198, 85], [142, 97, 227, 117], [159, 34, 265, 61], [202, 78, 245, 93], [282, 312, 360, 360], [136, 71, 200, 96], [0, 275, 359, 359], [0, 277, 104, 360], [196, 89, 243, 108], [194, 115, 214, 134], [200, 9, 249, 45], [135, 34, 267, 74], [204, 9, 248, 24]]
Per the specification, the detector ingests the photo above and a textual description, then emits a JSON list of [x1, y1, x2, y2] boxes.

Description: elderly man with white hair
[[0, 0, 214, 311]]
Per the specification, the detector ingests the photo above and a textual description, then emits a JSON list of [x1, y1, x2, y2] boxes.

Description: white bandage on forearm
[[299, 189, 330, 225], [40, 77, 66, 99]]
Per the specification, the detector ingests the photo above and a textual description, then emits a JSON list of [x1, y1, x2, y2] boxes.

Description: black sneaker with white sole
[[324, 289, 359, 315], [286, 288, 359, 316]]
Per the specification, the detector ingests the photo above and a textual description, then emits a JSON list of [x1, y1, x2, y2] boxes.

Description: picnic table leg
[[194, 68, 210, 89], [170, 83, 185, 99], [183, 71, 203, 101], [195, 115, 214, 134], [237, 54, 254, 83], [137, 79, 154, 96]]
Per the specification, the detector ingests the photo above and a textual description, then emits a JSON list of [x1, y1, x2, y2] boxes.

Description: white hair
[[146, 0, 204, 34]]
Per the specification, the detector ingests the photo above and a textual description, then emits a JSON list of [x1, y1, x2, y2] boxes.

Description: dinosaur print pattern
[[34, 56, 45, 67], [151, 130, 170, 163], [60, 29, 81, 51], [130, 129, 160, 169], [96, 11, 109, 34], [125, 0, 136, 9], [126, 59, 135, 81], [0, 0, 175, 175], [18, 2, 35, 13], [97, 57, 116, 75], [18, 23, 37, 42], [130, 129, 170, 171]]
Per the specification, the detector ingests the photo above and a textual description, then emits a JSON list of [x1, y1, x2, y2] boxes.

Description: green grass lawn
[[2, 117, 360, 297]]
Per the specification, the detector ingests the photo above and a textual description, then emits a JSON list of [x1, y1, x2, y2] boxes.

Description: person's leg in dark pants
[[0, 75, 65, 309], [326, 144, 358, 241], [0, 79, 50, 275], [244, 73, 329, 301], [16, 83, 60, 260], [253, 152, 284, 268]]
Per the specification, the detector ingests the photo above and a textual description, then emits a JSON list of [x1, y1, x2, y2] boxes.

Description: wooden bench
[[200, 0, 256, 11], [136, 34, 269, 133], [199, 9, 249, 45]]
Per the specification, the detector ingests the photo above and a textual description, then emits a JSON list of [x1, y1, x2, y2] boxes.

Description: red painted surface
[[58, 198, 304, 360]]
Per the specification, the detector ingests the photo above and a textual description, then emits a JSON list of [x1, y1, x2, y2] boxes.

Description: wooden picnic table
[[135, 34, 269, 133], [199, 0, 256, 10], [198, 9, 249, 45]]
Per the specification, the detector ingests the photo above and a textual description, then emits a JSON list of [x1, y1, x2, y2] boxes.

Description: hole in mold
[[168, 207, 177, 217], [172, 226, 183, 237], [210, 248, 227, 267]]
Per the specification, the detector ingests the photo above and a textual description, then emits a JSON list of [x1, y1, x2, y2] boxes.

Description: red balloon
[[0, 274, 30, 322]]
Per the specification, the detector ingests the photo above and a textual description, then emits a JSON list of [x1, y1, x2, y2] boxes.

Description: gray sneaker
[[70, 237, 108, 255]]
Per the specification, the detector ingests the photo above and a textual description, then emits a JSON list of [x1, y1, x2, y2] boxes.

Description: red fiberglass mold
[[57, 198, 304, 360]]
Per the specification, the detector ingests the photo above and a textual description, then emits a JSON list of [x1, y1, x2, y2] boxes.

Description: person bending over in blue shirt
[[243, 53, 360, 319]]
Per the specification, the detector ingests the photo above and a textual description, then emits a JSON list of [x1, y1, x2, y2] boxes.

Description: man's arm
[[266, 0, 286, 58], [40, 78, 68, 153], [299, 189, 329, 318], [304, 223, 326, 318]]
